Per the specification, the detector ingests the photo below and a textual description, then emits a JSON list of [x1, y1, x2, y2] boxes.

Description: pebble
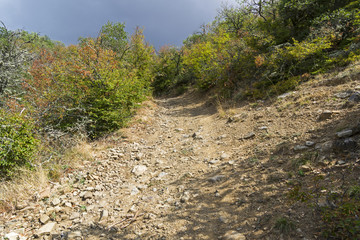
[[318, 110, 332, 121], [294, 145, 309, 151], [132, 165, 148, 176], [68, 231, 82, 239], [51, 198, 61, 206], [39, 214, 50, 224], [223, 230, 246, 240], [209, 175, 226, 183], [242, 132, 255, 140], [37, 222, 56, 236], [220, 153, 230, 160]]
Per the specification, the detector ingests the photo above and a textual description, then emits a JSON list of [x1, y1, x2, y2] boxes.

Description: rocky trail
[[2, 67, 360, 239]]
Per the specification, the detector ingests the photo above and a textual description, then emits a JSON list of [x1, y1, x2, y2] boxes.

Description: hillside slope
[[1, 63, 360, 239]]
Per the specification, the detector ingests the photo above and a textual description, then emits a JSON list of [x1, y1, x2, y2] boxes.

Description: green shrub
[[0, 109, 38, 176]]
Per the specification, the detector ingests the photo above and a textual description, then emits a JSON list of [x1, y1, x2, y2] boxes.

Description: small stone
[[305, 141, 315, 147], [259, 126, 268, 130], [39, 214, 50, 224], [336, 129, 353, 138], [348, 92, 360, 103], [130, 187, 140, 195], [242, 132, 255, 140], [223, 230, 246, 240], [180, 192, 191, 203], [132, 165, 148, 176], [51, 198, 61, 206], [209, 159, 219, 164], [82, 192, 93, 200], [300, 165, 311, 172], [318, 110, 333, 121], [99, 209, 109, 221], [68, 231, 82, 239], [69, 212, 81, 220], [294, 145, 308, 151], [335, 91, 352, 99], [220, 153, 230, 160], [337, 160, 346, 165], [37, 222, 56, 236], [209, 175, 226, 183], [158, 172, 168, 179]]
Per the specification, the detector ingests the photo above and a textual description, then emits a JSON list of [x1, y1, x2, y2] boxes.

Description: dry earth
[[1, 63, 360, 240]]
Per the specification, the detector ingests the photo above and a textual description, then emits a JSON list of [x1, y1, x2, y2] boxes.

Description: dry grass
[[0, 140, 94, 214]]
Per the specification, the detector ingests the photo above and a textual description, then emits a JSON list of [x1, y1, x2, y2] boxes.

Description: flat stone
[[99, 209, 109, 221], [220, 153, 230, 160], [243, 132, 255, 140], [130, 187, 140, 195], [294, 145, 309, 151], [223, 230, 246, 240], [69, 212, 81, 220], [305, 141, 315, 147], [348, 92, 360, 102], [4, 232, 26, 240], [51, 198, 61, 206], [132, 165, 148, 176], [68, 231, 82, 239], [37, 222, 56, 236], [336, 129, 353, 138], [39, 214, 50, 224], [300, 165, 312, 172], [209, 175, 226, 183]]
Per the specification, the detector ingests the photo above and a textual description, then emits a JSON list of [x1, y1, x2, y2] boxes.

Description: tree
[[98, 21, 129, 60], [0, 22, 31, 104]]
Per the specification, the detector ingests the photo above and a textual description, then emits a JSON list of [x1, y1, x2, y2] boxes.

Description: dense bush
[[25, 36, 152, 138], [0, 109, 38, 176]]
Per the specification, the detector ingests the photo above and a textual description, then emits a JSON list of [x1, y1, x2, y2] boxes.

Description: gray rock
[[336, 129, 353, 138], [242, 132, 255, 140], [315, 141, 333, 153], [305, 141, 315, 147], [348, 92, 360, 103], [132, 165, 148, 176], [335, 91, 352, 99], [294, 145, 309, 151], [209, 175, 226, 183], [337, 160, 346, 165], [333, 138, 358, 152], [130, 186, 140, 195], [223, 230, 246, 240], [37, 222, 56, 236]]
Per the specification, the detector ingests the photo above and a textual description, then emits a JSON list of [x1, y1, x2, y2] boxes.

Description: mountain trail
[[2, 70, 360, 239]]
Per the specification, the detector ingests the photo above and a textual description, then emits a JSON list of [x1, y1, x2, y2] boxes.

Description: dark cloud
[[0, 0, 236, 48]]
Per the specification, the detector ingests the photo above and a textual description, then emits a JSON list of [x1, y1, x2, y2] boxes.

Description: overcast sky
[[0, 0, 237, 49]]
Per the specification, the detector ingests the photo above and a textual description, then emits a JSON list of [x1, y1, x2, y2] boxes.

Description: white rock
[[52, 198, 61, 206], [4, 232, 26, 240], [37, 222, 56, 236], [132, 165, 148, 176]]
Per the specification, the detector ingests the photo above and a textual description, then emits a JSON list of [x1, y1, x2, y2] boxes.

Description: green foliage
[[0, 109, 38, 177], [98, 21, 128, 60], [25, 34, 153, 138], [274, 217, 296, 233], [152, 46, 186, 95]]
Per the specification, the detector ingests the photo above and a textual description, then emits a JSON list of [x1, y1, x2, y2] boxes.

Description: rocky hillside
[[1, 62, 360, 239]]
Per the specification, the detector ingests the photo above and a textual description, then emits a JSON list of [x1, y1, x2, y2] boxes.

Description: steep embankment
[[1, 63, 360, 239]]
